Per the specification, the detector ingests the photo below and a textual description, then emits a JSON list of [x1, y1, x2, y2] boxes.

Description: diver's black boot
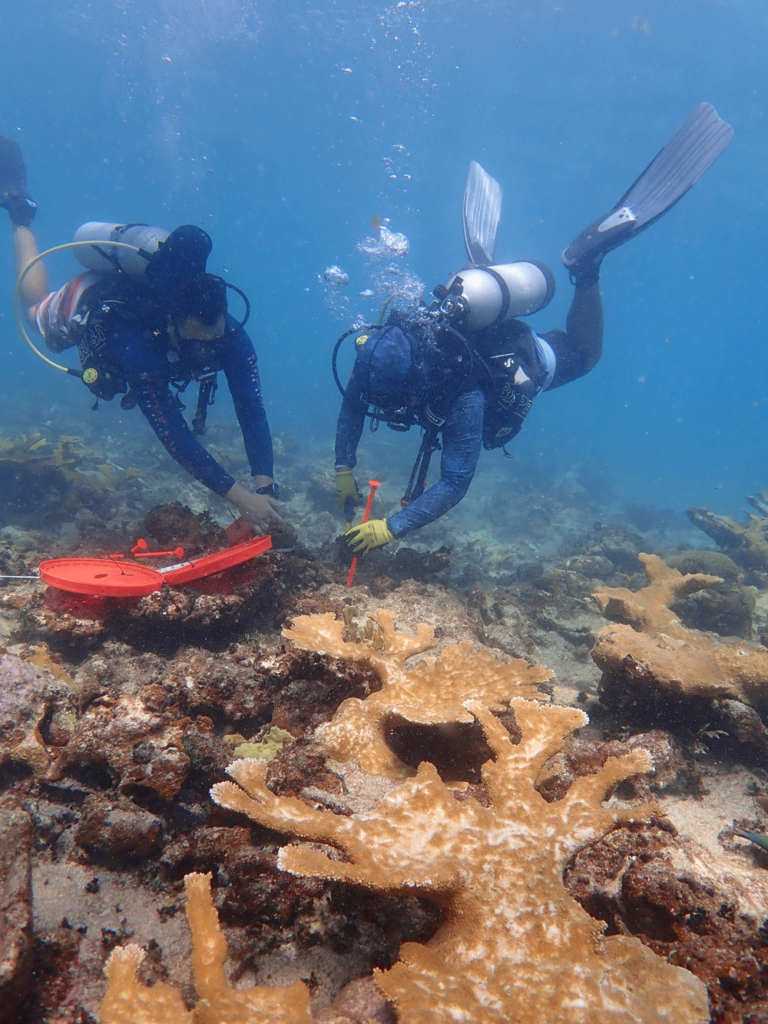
[[561, 209, 635, 285], [0, 136, 36, 226]]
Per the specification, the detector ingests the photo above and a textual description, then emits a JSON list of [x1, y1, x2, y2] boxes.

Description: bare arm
[[13, 224, 48, 325]]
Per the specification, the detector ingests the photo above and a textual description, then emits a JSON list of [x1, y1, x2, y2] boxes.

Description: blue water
[[1, 0, 765, 522]]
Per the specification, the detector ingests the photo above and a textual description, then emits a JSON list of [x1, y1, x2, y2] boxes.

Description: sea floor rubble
[[0, 478, 766, 1022]]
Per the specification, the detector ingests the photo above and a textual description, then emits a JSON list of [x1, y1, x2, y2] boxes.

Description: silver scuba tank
[[73, 222, 170, 277], [446, 261, 556, 330]]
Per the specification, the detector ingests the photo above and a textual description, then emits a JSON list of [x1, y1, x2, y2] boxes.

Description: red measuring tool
[[39, 518, 272, 596], [346, 479, 382, 587]]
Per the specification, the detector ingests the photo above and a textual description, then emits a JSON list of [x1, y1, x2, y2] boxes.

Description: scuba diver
[[1, 136, 283, 534], [334, 102, 733, 553]]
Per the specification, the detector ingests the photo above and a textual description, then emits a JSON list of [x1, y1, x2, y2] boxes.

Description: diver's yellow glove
[[335, 468, 363, 517], [344, 518, 395, 553]]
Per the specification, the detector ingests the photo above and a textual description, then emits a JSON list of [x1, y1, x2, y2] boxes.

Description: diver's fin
[[0, 136, 36, 225], [562, 103, 733, 278], [0, 136, 30, 199], [463, 160, 502, 266]]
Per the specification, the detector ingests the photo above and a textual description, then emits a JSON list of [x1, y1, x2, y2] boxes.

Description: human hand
[[344, 518, 394, 554], [335, 468, 362, 519], [225, 482, 285, 535]]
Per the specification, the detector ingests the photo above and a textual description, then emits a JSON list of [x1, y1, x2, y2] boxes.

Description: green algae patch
[[232, 726, 293, 761]]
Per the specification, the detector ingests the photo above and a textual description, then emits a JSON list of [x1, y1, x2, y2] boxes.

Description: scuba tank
[[444, 261, 556, 330], [73, 222, 170, 277]]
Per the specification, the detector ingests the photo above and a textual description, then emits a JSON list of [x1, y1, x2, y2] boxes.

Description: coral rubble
[[212, 696, 708, 1023]]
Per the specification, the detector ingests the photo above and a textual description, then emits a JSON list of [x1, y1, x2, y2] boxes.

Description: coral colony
[[100, 613, 709, 1023], [3, 488, 768, 1021], [593, 553, 768, 709]]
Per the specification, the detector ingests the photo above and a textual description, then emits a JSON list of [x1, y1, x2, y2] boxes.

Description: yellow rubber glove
[[335, 469, 363, 517], [344, 518, 395, 553]]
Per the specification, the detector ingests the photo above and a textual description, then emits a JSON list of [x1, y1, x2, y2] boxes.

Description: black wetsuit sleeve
[[220, 324, 275, 479], [133, 382, 237, 496], [538, 328, 589, 390]]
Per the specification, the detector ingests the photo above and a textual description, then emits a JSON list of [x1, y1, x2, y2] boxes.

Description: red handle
[[346, 479, 382, 587], [134, 547, 185, 559]]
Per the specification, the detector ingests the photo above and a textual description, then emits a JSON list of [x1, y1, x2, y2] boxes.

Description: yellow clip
[[356, 334, 369, 346]]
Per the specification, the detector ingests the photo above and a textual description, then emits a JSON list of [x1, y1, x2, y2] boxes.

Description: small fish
[[733, 826, 768, 852]]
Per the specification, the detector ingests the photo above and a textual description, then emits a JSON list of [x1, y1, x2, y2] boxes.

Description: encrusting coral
[[212, 697, 709, 1023], [283, 609, 552, 777], [99, 872, 312, 1024], [592, 552, 768, 711]]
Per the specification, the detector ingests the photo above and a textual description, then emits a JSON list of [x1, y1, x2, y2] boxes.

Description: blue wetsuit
[[38, 272, 273, 496], [111, 314, 273, 495], [335, 320, 561, 538], [336, 379, 486, 537]]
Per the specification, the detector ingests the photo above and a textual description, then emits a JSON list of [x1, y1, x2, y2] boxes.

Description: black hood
[[144, 225, 212, 295]]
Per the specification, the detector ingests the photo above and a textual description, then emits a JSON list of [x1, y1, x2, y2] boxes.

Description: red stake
[[133, 547, 185, 559], [109, 540, 185, 560], [346, 479, 382, 587]]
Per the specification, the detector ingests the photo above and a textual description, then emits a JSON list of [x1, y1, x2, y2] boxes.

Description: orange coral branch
[[99, 873, 312, 1024], [284, 610, 552, 777], [213, 659, 708, 1024], [593, 553, 768, 709]]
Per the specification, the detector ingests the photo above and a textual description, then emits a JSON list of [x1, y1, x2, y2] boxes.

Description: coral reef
[[4, 437, 768, 1024], [0, 432, 130, 526], [283, 609, 552, 777], [592, 553, 768, 714], [212, 697, 708, 1023]]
